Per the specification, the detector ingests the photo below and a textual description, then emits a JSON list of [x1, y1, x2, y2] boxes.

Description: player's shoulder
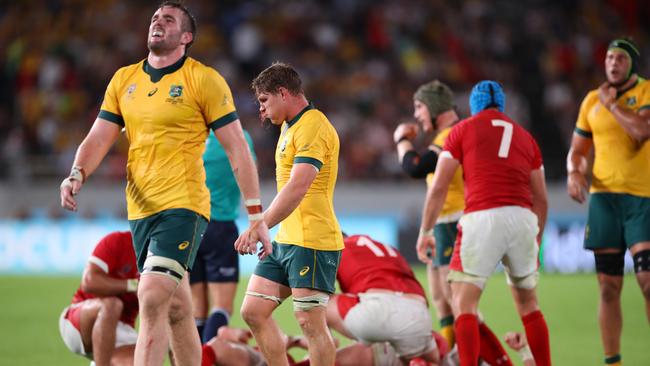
[[185, 57, 223, 79], [580, 88, 600, 106], [112, 60, 146, 81]]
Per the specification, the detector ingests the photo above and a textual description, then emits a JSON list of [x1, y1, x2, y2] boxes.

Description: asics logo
[[299, 266, 310, 276], [178, 241, 190, 250], [148, 88, 158, 97]]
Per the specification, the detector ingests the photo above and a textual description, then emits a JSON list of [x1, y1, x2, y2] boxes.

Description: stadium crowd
[[1, 0, 649, 183]]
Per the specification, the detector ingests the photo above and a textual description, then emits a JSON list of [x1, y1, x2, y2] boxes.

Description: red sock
[[478, 322, 513, 366], [455, 313, 480, 366], [201, 344, 217, 366], [522, 310, 551, 366]]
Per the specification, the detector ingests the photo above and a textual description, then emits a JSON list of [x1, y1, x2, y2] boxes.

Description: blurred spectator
[[1, 0, 648, 182]]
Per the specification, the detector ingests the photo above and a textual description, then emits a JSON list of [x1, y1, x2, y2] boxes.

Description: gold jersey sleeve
[[575, 79, 650, 197], [98, 57, 239, 220], [428, 127, 465, 221], [274, 106, 344, 251]]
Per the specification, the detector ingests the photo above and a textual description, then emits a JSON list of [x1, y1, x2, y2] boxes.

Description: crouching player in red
[[327, 233, 443, 365], [417, 81, 551, 366], [58, 231, 139, 366]]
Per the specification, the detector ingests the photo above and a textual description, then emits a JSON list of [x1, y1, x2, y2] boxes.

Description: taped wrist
[[245, 199, 263, 221], [633, 249, 650, 273], [401, 149, 438, 178], [594, 252, 625, 276], [69, 166, 86, 183], [518, 345, 533, 361]]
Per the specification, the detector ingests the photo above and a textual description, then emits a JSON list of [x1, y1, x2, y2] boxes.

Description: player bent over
[[58, 231, 139, 366]]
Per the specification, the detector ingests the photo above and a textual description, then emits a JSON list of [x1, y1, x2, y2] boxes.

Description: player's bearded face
[[147, 8, 185, 54], [605, 49, 632, 87]]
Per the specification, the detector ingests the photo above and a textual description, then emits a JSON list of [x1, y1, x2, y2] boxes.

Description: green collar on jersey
[[143, 56, 187, 83], [615, 77, 639, 99], [286, 103, 314, 128]]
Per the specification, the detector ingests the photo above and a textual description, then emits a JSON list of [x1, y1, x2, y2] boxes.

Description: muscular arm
[[566, 132, 593, 203], [530, 168, 548, 244], [213, 120, 262, 203], [72, 118, 122, 177], [608, 102, 650, 144], [80, 262, 133, 296], [263, 163, 318, 229]]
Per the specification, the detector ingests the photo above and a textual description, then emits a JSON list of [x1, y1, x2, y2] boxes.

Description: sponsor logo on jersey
[[280, 138, 288, 152], [178, 241, 190, 250], [299, 266, 310, 276], [127, 84, 137, 95]]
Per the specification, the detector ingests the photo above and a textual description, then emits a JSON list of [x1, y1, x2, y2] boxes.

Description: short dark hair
[[251, 62, 303, 96], [159, 1, 197, 52]]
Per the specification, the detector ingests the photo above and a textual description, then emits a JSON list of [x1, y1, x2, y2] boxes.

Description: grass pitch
[[1, 270, 648, 365]]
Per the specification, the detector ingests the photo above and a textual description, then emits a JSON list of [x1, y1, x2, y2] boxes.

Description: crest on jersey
[[626, 96, 636, 106], [169, 84, 183, 98], [127, 84, 136, 95], [280, 138, 288, 152]]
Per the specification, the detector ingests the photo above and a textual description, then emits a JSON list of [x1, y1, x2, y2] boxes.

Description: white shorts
[[343, 292, 435, 358], [449, 206, 539, 289], [58, 304, 138, 358]]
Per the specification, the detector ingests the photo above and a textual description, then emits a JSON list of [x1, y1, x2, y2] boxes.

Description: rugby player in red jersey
[[417, 81, 551, 366], [58, 231, 139, 366]]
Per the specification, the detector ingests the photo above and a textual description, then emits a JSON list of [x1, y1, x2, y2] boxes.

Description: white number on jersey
[[491, 119, 513, 158], [355, 236, 398, 257]]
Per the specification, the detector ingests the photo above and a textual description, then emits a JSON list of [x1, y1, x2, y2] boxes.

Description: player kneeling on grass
[[58, 231, 139, 366], [326, 233, 443, 365]]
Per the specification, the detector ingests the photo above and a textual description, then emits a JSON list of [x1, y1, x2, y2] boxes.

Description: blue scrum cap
[[469, 80, 506, 116]]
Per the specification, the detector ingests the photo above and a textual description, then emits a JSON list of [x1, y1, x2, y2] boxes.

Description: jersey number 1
[[491, 119, 513, 158], [356, 236, 397, 257]]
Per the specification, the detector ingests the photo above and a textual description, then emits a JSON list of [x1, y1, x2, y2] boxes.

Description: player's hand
[[504, 332, 527, 351], [393, 122, 419, 143], [416, 232, 435, 264], [250, 220, 272, 260], [217, 326, 253, 344], [567, 170, 588, 203], [60, 177, 83, 211], [598, 82, 617, 111]]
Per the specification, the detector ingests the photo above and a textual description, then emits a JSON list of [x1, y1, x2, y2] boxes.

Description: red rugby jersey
[[443, 110, 543, 213], [72, 231, 139, 327], [337, 235, 425, 297]]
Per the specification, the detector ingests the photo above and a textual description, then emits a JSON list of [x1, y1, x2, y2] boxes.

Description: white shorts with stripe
[[58, 303, 138, 358], [449, 206, 539, 289]]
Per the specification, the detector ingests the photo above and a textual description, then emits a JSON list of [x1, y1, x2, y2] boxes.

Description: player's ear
[[181, 31, 193, 46]]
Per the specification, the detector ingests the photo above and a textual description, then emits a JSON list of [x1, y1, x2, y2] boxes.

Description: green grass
[[1, 270, 648, 365]]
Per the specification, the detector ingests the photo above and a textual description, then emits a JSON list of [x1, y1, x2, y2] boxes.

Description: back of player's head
[[469, 80, 506, 116], [251, 62, 303, 96], [159, 1, 197, 53], [608, 38, 640, 77], [413, 80, 455, 119]]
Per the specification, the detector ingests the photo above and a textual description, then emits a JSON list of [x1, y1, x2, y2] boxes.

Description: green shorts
[[254, 241, 341, 294], [433, 221, 458, 266], [129, 208, 208, 275], [585, 193, 650, 250]]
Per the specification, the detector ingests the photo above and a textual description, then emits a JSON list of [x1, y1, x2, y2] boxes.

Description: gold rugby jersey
[[427, 127, 465, 221], [575, 78, 650, 197], [99, 56, 239, 220], [274, 105, 343, 251]]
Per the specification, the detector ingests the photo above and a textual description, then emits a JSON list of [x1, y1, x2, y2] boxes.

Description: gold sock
[[440, 325, 455, 348]]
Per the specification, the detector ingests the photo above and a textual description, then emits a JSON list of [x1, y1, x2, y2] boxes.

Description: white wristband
[[126, 278, 139, 292], [245, 199, 262, 206], [419, 227, 434, 237], [518, 345, 533, 361], [248, 213, 264, 221]]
